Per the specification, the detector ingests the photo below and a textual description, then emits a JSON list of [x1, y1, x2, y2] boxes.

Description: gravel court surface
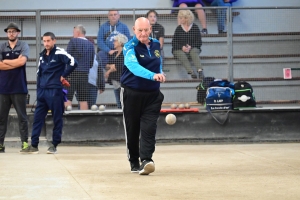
[[1, 143, 300, 200]]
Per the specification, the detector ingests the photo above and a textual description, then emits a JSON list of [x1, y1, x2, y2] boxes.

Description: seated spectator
[[97, 10, 131, 68], [205, 0, 238, 33], [146, 10, 165, 66], [105, 34, 128, 109], [172, 10, 203, 79], [146, 10, 165, 50], [172, 0, 208, 34], [65, 24, 94, 110]]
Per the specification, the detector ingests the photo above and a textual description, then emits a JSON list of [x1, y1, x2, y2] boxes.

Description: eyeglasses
[[7, 31, 17, 34]]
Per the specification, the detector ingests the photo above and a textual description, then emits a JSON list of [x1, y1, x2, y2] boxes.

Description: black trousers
[[120, 86, 164, 162], [0, 94, 28, 145]]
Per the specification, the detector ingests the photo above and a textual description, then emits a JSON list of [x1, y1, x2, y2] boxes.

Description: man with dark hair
[[20, 32, 77, 154], [121, 17, 165, 175], [0, 22, 29, 153]]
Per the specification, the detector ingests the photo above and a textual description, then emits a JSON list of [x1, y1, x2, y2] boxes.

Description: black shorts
[[66, 71, 89, 102]]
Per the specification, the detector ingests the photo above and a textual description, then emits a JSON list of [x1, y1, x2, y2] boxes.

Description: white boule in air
[[165, 114, 176, 125]]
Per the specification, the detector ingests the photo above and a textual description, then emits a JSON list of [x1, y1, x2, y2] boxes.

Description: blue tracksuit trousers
[[31, 88, 64, 147]]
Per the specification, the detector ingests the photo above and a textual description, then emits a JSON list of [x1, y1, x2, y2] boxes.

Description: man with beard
[[0, 22, 30, 153]]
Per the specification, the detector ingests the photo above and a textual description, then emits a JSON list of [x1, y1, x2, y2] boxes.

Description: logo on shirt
[[6, 53, 9, 56], [140, 55, 144, 57], [154, 50, 160, 58], [50, 59, 56, 63], [15, 52, 20, 55]]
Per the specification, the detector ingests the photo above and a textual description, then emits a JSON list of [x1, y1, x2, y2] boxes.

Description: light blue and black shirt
[[121, 35, 162, 91]]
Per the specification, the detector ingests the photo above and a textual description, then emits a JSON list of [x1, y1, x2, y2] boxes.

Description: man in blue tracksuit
[[21, 32, 77, 154], [121, 17, 166, 175]]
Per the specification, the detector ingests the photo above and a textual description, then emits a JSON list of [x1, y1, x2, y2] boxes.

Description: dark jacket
[[37, 45, 77, 89]]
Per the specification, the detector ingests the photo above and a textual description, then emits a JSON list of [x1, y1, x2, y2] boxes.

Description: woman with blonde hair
[[171, 9, 203, 79], [105, 33, 128, 108], [172, 0, 208, 34]]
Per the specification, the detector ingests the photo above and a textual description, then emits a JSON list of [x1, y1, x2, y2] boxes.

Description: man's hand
[[153, 73, 166, 83], [61, 76, 70, 87], [98, 90, 104, 94]]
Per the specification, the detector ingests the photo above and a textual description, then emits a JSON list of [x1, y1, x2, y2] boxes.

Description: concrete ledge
[[5, 108, 300, 144], [45, 109, 300, 143]]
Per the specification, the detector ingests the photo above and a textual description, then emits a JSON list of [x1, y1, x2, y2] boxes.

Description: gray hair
[[113, 33, 128, 46], [74, 24, 86, 35]]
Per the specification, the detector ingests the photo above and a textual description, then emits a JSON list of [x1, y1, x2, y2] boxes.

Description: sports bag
[[206, 87, 233, 111], [196, 77, 215, 104], [233, 81, 256, 109], [208, 80, 235, 94]]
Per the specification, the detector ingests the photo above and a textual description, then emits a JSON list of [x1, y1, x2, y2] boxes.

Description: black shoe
[[218, 30, 227, 34], [198, 69, 204, 81], [201, 29, 208, 34], [0, 144, 5, 153], [130, 160, 140, 173], [139, 160, 155, 175]]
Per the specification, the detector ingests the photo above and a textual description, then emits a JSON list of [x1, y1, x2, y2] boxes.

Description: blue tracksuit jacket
[[37, 45, 77, 89]]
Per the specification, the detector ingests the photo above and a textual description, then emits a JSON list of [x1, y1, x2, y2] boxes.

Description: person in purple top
[[205, 0, 238, 33], [172, 0, 208, 34]]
